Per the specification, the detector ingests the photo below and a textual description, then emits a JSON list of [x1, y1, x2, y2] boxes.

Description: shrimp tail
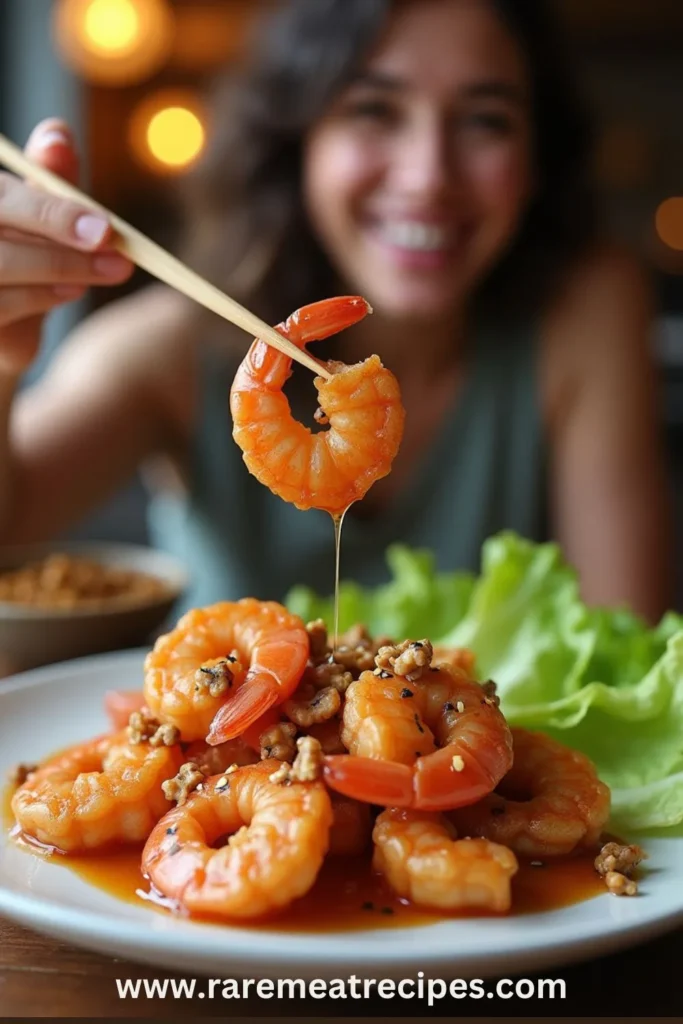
[[323, 755, 414, 807], [207, 677, 280, 745], [324, 746, 505, 811], [281, 296, 372, 348]]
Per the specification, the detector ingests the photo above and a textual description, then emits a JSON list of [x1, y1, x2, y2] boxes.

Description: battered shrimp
[[11, 731, 183, 853], [448, 728, 611, 857], [142, 760, 333, 919], [143, 599, 309, 744], [324, 662, 513, 811], [230, 297, 405, 515], [373, 808, 518, 912]]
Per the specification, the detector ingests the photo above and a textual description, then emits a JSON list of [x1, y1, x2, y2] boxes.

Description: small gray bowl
[[0, 542, 188, 675]]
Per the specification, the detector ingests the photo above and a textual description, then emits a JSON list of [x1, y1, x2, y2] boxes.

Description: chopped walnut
[[268, 762, 291, 785], [270, 737, 324, 785], [162, 762, 206, 805], [305, 660, 354, 694], [604, 870, 638, 896], [306, 619, 330, 662], [194, 657, 236, 697], [283, 684, 341, 727], [127, 709, 180, 747], [595, 841, 646, 878], [290, 736, 324, 782], [260, 722, 297, 762], [8, 762, 37, 786], [375, 640, 434, 681]]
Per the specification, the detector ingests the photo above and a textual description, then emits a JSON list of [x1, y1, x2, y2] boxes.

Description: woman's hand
[[0, 118, 133, 373]]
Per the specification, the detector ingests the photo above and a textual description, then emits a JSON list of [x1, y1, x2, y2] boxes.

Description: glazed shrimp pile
[[9, 296, 628, 923]]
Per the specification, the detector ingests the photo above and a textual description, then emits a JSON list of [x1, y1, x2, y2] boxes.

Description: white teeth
[[379, 221, 451, 251]]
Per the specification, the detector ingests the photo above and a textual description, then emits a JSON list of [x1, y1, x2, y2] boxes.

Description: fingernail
[[53, 285, 85, 299], [38, 129, 71, 150], [75, 214, 110, 247], [94, 254, 131, 278]]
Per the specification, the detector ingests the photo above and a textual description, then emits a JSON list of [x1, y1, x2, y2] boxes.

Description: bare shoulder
[[539, 242, 654, 427], [51, 283, 198, 435]]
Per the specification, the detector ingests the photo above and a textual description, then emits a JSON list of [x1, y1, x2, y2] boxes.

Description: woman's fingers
[[0, 284, 86, 327], [0, 171, 116, 253], [0, 238, 132, 285], [24, 118, 80, 186], [0, 120, 118, 254]]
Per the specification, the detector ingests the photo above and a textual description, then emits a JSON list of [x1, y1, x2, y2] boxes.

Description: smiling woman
[[0, 0, 672, 625]]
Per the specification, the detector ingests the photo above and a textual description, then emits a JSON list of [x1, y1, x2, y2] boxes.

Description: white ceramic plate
[[1, 650, 682, 981]]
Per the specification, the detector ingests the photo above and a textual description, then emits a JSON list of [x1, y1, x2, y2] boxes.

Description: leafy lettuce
[[286, 532, 683, 832]]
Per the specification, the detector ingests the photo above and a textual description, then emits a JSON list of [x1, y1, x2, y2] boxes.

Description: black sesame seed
[[400, 688, 414, 699], [165, 826, 177, 836], [362, 901, 374, 911], [444, 702, 455, 712], [381, 906, 395, 915], [414, 713, 425, 734]]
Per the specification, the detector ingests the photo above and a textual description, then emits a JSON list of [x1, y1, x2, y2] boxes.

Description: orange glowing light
[[53, 0, 174, 85], [656, 198, 683, 252], [129, 91, 207, 174]]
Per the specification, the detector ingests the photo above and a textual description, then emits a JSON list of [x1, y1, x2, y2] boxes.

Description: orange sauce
[[3, 783, 605, 932]]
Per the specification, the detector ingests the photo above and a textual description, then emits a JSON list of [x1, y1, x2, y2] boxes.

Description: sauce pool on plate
[[3, 784, 605, 931]]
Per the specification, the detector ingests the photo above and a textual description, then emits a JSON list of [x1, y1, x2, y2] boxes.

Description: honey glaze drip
[[329, 506, 350, 657]]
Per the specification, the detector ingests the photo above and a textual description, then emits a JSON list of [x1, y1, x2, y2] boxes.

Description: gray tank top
[[148, 321, 547, 612]]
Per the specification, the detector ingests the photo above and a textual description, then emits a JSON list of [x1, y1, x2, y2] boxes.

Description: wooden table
[[1, 912, 680, 1017]]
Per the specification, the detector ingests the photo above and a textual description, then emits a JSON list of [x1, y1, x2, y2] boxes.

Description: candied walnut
[[268, 762, 291, 785], [270, 737, 324, 785], [306, 619, 330, 662], [260, 722, 297, 762], [305, 660, 354, 694], [127, 709, 180, 747], [595, 841, 646, 878], [8, 763, 37, 786], [162, 762, 206, 806], [375, 640, 434, 681], [194, 657, 236, 697], [604, 870, 638, 896], [284, 684, 341, 727]]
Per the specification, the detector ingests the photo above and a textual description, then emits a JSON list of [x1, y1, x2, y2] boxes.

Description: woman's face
[[303, 0, 534, 322]]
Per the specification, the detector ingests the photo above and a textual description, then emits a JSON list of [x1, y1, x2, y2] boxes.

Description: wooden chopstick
[[0, 133, 332, 379]]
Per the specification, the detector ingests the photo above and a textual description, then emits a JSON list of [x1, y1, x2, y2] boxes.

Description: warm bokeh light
[[84, 0, 139, 55], [129, 91, 207, 174], [53, 0, 174, 85], [656, 198, 683, 252], [147, 107, 205, 169]]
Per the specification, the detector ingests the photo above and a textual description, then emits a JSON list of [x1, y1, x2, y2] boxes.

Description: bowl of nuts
[[0, 542, 188, 675]]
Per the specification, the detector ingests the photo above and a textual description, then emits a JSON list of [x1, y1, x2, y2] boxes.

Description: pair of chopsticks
[[0, 133, 331, 380]]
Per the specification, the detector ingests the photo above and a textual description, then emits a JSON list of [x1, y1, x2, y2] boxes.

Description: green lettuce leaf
[[286, 532, 683, 832]]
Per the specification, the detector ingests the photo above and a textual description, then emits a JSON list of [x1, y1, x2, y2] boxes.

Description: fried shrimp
[[230, 296, 405, 515], [143, 599, 309, 744], [448, 728, 611, 857], [141, 760, 333, 919], [11, 731, 183, 853], [324, 661, 513, 811], [373, 808, 518, 912]]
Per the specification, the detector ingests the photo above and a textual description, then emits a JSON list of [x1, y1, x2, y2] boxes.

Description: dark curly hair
[[180, 0, 597, 333]]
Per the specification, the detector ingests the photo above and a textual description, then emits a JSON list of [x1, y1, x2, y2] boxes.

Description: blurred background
[[0, 0, 682, 591]]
